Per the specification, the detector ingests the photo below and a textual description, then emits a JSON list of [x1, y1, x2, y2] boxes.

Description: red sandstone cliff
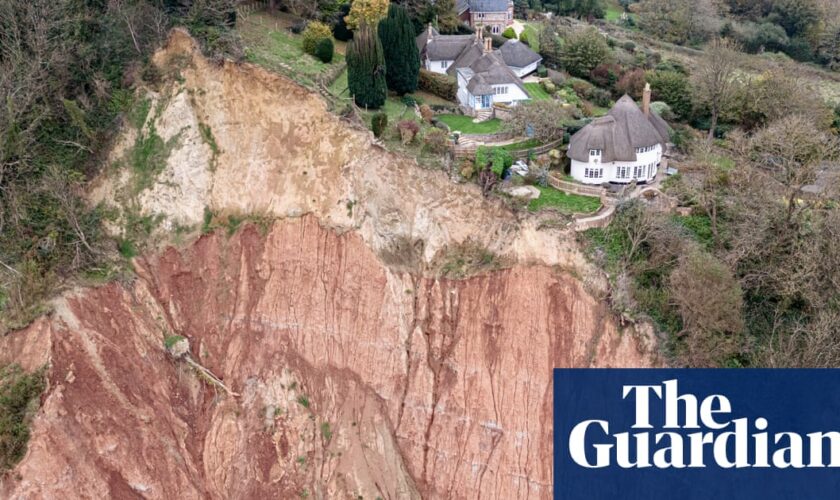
[[1, 218, 651, 499], [1, 31, 655, 499]]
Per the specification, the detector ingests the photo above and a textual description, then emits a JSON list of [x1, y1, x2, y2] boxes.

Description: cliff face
[[1, 31, 654, 499], [2, 218, 650, 499]]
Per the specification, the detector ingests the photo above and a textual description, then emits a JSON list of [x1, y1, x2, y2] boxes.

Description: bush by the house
[[519, 31, 530, 46], [423, 128, 449, 154], [502, 27, 517, 39], [537, 64, 548, 77], [371, 112, 388, 138], [418, 68, 458, 101], [314, 37, 334, 63], [476, 146, 513, 177], [397, 120, 420, 144], [541, 80, 556, 94], [590, 87, 613, 108], [302, 21, 333, 56]]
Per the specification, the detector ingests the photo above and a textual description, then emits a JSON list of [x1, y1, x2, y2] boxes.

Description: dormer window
[[589, 149, 602, 157]]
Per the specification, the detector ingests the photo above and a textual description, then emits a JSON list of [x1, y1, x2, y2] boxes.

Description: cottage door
[[481, 95, 491, 108]]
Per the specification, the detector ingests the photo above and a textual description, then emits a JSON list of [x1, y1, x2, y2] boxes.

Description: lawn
[[239, 12, 345, 88], [328, 67, 348, 96], [500, 138, 542, 151], [528, 185, 601, 214], [522, 23, 541, 53], [524, 83, 551, 100], [437, 114, 502, 134]]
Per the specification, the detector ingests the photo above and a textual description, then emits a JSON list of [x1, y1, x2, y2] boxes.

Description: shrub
[[476, 146, 513, 177], [647, 70, 692, 119], [537, 64, 548, 77], [401, 95, 417, 107], [418, 68, 458, 101], [0, 364, 46, 471], [502, 27, 517, 39], [569, 78, 595, 99], [423, 128, 449, 154], [397, 120, 420, 144], [590, 88, 612, 108], [459, 158, 476, 179], [623, 41, 636, 53], [519, 31, 529, 45], [560, 27, 611, 78], [541, 80, 556, 94], [314, 37, 334, 63], [290, 20, 307, 35], [371, 112, 388, 137], [615, 68, 646, 99], [419, 104, 434, 123], [332, 3, 353, 41], [589, 62, 622, 89], [302, 21, 332, 56]]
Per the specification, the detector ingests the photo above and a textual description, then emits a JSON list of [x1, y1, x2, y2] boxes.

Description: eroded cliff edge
[[1, 31, 654, 499]]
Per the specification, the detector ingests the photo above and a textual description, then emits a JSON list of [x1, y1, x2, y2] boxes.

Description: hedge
[[418, 68, 458, 102]]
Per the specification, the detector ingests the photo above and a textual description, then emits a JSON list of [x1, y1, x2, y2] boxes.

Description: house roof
[[425, 35, 474, 61], [415, 26, 440, 55], [469, 0, 511, 12], [461, 52, 528, 96], [567, 95, 671, 163], [446, 41, 484, 76], [457, 0, 470, 14], [497, 40, 542, 68]]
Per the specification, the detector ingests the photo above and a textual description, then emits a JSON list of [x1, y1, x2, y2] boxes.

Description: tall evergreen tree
[[347, 23, 387, 109], [378, 5, 420, 95]]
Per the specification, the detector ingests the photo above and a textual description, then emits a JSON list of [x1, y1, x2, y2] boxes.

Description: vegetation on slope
[[0, 364, 46, 471], [0, 0, 240, 332]]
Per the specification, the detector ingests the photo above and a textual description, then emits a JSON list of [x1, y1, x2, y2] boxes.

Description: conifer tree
[[378, 5, 420, 95], [347, 23, 387, 109]]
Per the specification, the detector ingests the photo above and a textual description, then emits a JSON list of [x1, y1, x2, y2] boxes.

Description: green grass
[[528, 185, 601, 214], [436, 114, 502, 134], [524, 83, 551, 101], [239, 13, 344, 88], [328, 67, 348, 96], [164, 335, 186, 350], [499, 138, 542, 152], [522, 23, 541, 53]]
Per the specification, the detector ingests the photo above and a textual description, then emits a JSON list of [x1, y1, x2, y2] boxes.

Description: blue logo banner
[[554, 369, 840, 500]]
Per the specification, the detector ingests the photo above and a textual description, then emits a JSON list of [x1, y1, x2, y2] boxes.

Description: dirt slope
[[2, 30, 655, 499]]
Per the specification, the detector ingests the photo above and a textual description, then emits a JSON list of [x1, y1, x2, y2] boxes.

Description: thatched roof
[[415, 26, 440, 55], [461, 52, 528, 96], [568, 95, 671, 163], [447, 41, 484, 76], [497, 40, 542, 68], [425, 35, 474, 61]]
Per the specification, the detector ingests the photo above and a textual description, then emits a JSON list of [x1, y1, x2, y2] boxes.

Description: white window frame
[[584, 168, 603, 179], [589, 149, 602, 157], [617, 166, 630, 179]]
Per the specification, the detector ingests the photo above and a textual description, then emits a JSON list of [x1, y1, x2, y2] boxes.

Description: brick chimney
[[484, 36, 492, 53], [428, 23, 434, 39], [642, 83, 651, 116]]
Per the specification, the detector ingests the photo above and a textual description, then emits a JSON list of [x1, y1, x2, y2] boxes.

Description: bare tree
[[692, 38, 741, 142]]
